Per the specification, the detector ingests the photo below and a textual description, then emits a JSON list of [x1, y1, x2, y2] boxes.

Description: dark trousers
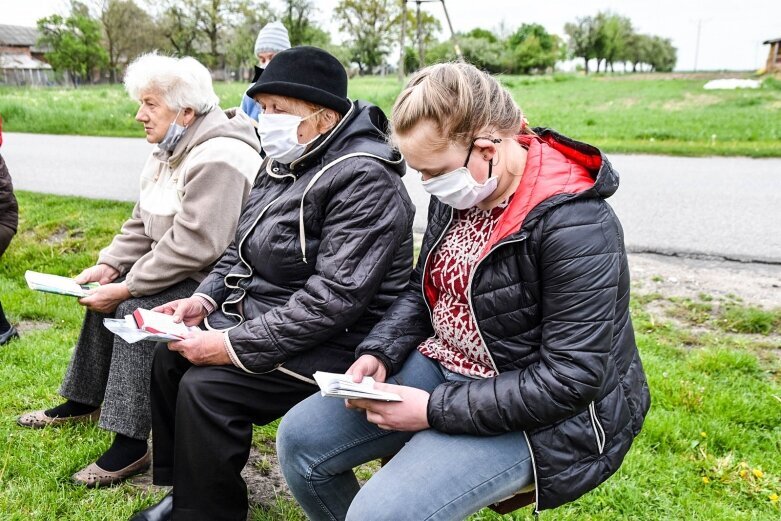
[[150, 343, 318, 521]]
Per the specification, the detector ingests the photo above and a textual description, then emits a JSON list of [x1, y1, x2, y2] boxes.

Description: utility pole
[[397, 0, 462, 79], [693, 19, 702, 71], [416, 1, 424, 67], [440, 0, 462, 60], [398, 0, 407, 81]]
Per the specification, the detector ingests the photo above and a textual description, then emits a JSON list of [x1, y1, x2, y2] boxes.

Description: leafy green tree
[[403, 8, 441, 69], [426, 35, 505, 73], [280, 0, 329, 46], [594, 12, 633, 72], [647, 35, 677, 72], [624, 33, 654, 72], [155, 0, 242, 67], [464, 28, 496, 43], [564, 16, 598, 74], [333, 0, 400, 73], [37, 1, 108, 85], [506, 23, 562, 74]]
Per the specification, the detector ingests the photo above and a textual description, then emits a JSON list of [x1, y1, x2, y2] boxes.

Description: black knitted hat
[[246, 46, 351, 115]]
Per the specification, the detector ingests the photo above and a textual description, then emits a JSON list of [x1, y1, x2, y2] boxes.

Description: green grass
[[668, 294, 781, 336], [2, 72, 781, 156], [1, 192, 780, 519]]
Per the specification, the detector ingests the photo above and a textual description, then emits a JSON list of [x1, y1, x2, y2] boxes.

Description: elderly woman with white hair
[[17, 53, 262, 487]]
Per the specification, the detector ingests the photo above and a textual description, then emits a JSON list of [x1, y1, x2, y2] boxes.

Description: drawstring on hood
[[264, 101, 404, 264]]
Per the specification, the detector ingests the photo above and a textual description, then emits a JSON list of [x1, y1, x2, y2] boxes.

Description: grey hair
[[124, 53, 219, 115]]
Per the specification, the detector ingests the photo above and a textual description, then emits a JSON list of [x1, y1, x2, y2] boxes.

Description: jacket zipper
[[466, 233, 542, 514], [213, 170, 296, 330], [588, 401, 606, 454], [420, 206, 454, 318], [421, 214, 541, 512]]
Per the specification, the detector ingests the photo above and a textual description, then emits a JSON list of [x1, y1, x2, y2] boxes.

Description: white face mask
[[158, 110, 188, 152], [421, 167, 498, 210], [421, 136, 502, 209], [258, 110, 322, 164]]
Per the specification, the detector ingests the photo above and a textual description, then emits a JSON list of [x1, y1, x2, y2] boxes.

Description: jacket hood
[[287, 100, 405, 177], [155, 108, 261, 166], [534, 128, 618, 199], [476, 129, 620, 254]]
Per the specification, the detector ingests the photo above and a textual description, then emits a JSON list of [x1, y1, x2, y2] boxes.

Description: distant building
[[763, 37, 781, 74], [0, 24, 53, 86]]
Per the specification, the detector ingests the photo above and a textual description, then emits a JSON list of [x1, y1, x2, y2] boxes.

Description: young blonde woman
[[277, 62, 651, 520]]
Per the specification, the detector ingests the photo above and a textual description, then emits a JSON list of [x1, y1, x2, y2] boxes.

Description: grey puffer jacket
[[356, 129, 651, 511], [196, 101, 415, 381]]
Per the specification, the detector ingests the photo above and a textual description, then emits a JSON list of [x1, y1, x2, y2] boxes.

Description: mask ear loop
[[465, 136, 503, 177], [482, 137, 503, 178], [463, 138, 477, 168]]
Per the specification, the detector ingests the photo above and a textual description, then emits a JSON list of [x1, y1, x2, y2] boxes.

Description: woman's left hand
[[78, 282, 131, 313], [167, 330, 230, 366], [347, 383, 431, 432]]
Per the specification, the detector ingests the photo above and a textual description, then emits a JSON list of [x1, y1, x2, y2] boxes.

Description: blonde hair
[[124, 53, 219, 115], [391, 62, 530, 150]]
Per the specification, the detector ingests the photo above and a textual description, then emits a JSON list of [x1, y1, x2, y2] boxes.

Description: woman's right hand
[[74, 264, 119, 285], [347, 354, 388, 384], [153, 297, 207, 326]]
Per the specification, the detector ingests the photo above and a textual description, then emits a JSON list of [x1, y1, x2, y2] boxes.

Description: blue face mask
[[158, 110, 188, 152]]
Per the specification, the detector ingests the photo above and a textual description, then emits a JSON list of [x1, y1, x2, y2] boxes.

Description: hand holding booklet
[[313, 371, 402, 402], [103, 308, 199, 344], [25, 270, 100, 298]]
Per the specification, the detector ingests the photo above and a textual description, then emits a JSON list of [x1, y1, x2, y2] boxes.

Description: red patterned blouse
[[417, 204, 507, 378]]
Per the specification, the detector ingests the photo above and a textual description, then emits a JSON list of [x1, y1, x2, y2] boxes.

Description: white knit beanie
[[254, 21, 291, 56]]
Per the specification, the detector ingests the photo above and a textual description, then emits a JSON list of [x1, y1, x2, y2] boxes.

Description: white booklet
[[103, 313, 199, 344], [25, 270, 100, 298], [132, 308, 192, 338], [313, 371, 402, 402]]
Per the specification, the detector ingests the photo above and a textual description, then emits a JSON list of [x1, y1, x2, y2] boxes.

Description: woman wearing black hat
[[128, 46, 415, 521]]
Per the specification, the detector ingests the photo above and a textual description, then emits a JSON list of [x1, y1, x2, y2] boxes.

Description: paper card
[[313, 371, 402, 401], [25, 270, 100, 298]]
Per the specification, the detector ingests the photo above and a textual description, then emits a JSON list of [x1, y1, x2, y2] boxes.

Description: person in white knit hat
[[240, 21, 291, 121]]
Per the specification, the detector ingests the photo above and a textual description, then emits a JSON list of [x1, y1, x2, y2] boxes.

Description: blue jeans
[[277, 350, 533, 521]]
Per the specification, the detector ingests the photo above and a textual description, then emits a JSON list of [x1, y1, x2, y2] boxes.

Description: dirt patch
[[244, 441, 292, 511], [15, 320, 53, 333], [129, 444, 292, 518], [662, 92, 721, 111], [43, 227, 70, 246], [629, 253, 781, 309]]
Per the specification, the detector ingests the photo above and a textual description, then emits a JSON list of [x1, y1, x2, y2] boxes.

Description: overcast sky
[[1, 0, 778, 71]]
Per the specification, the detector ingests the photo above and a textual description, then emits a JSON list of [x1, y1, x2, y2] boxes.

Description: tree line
[[37, 0, 336, 85], [36, 0, 677, 86]]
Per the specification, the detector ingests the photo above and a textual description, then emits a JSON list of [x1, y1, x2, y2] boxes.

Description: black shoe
[[129, 492, 173, 521], [0, 326, 18, 345]]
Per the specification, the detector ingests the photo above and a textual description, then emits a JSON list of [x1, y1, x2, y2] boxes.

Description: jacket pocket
[[588, 401, 606, 454]]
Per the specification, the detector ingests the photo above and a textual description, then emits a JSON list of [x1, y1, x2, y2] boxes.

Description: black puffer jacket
[[357, 129, 651, 511], [0, 153, 18, 255], [197, 101, 415, 380]]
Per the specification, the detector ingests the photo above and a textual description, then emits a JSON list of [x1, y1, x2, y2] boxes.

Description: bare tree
[[97, 0, 163, 82]]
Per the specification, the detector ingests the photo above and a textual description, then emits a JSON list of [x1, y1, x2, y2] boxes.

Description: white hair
[[124, 53, 219, 115]]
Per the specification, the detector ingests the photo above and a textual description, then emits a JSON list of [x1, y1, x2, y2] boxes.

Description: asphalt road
[[3, 132, 780, 263]]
